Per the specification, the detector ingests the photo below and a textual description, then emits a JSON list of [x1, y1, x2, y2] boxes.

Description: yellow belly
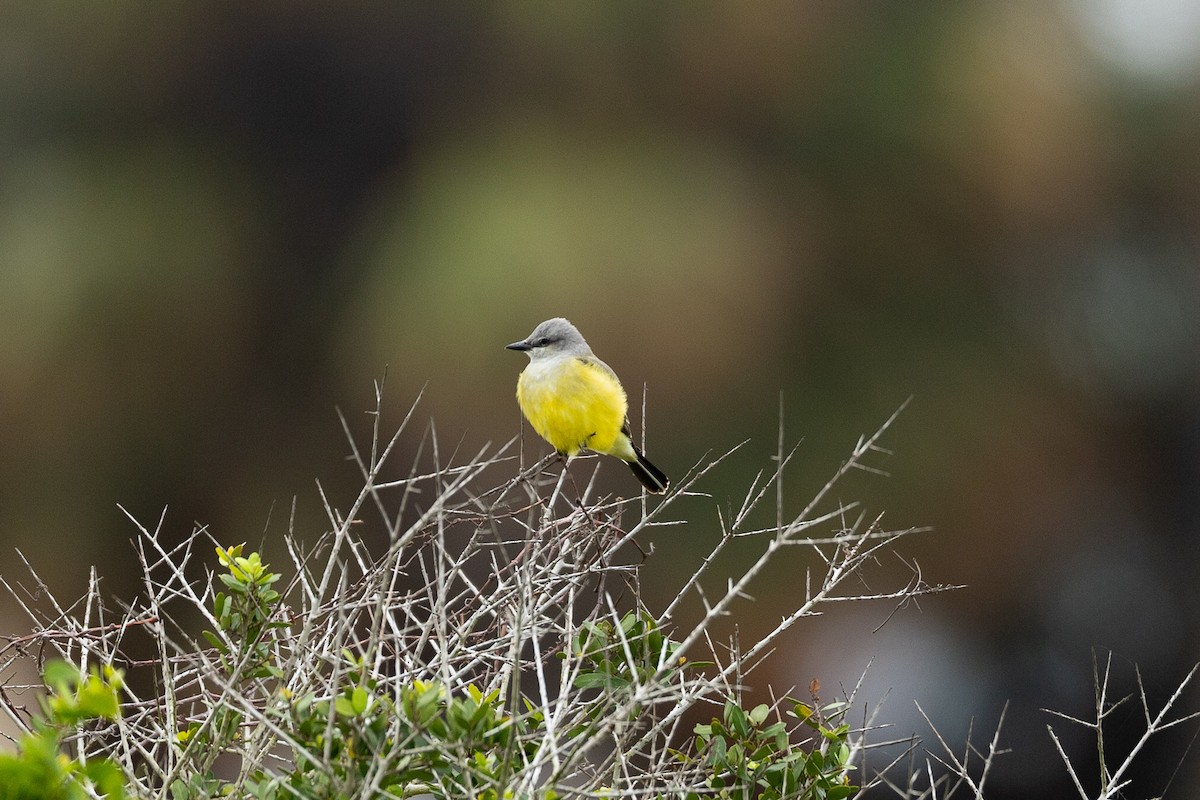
[[517, 357, 629, 457]]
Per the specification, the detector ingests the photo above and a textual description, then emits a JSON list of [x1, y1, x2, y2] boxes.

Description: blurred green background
[[3, 2, 1199, 795]]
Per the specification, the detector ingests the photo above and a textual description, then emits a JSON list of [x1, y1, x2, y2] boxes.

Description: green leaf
[[725, 702, 748, 738], [83, 761, 127, 799], [573, 672, 628, 690], [334, 695, 356, 717], [749, 703, 770, 726], [219, 574, 246, 593], [709, 734, 727, 764], [74, 676, 120, 719], [793, 701, 820, 729], [351, 686, 370, 715], [41, 660, 78, 692], [215, 544, 243, 567]]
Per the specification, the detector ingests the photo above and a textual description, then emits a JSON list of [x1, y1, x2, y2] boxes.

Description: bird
[[506, 318, 669, 494]]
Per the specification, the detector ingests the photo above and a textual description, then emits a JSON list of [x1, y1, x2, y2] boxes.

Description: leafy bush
[[2, 386, 1193, 798], [0, 661, 126, 800]]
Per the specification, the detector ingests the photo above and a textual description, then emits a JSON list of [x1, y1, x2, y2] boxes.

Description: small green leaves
[[569, 611, 682, 692], [689, 694, 857, 799], [204, 545, 287, 681], [216, 544, 280, 588], [43, 660, 124, 727], [263, 676, 539, 799], [0, 661, 129, 800], [44, 543, 862, 800], [334, 685, 372, 718]]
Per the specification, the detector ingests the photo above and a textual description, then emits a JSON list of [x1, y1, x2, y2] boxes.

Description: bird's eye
[[537, 337, 552, 346]]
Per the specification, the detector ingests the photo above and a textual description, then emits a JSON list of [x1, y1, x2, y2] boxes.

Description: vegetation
[[0, 386, 1194, 798]]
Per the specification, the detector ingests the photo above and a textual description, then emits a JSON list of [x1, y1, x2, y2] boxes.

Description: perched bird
[[506, 318, 669, 494]]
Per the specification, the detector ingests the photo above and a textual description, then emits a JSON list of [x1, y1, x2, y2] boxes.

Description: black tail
[[628, 446, 669, 494]]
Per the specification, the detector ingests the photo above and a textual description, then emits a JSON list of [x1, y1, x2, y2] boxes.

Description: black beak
[[505, 340, 532, 351]]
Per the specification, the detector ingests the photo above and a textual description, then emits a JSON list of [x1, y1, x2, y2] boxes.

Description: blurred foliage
[[0, 661, 127, 800]]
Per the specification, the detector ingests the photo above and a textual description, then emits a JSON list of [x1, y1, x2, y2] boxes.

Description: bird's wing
[[576, 355, 619, 383], [577, 355, 632, 431]]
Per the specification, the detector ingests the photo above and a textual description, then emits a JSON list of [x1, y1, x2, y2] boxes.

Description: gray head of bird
[[505, 317, 590, 360]]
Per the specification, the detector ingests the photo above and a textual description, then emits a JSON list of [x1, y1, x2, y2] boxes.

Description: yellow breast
[[516, 357, 628, 456]]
